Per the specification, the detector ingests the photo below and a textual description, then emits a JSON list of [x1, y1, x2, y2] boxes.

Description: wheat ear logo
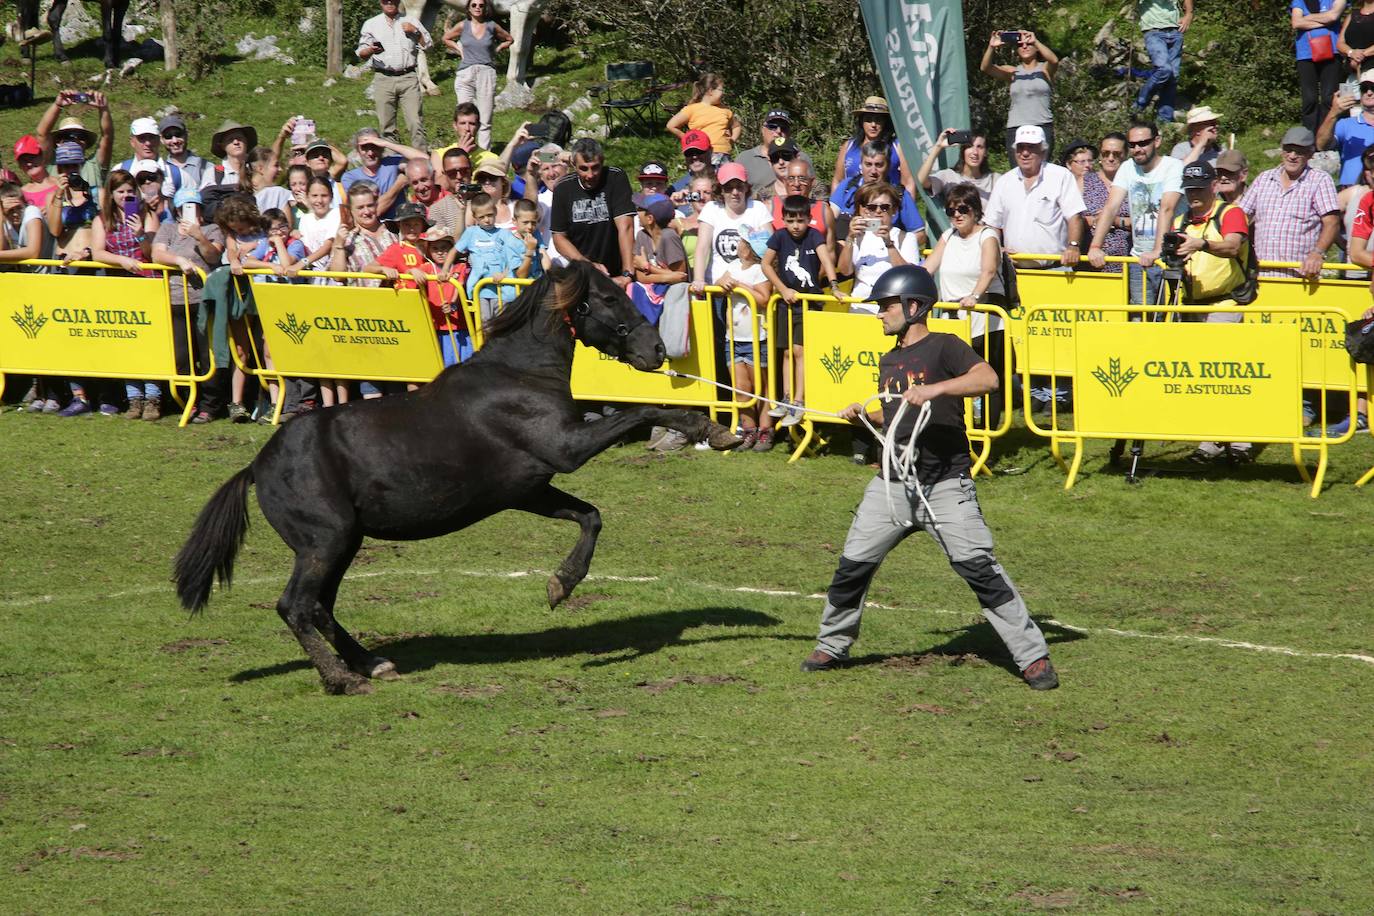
[[820, 346, 854, 385], [1092, 358, 1138, 397], [276, 313, 311, 345], [10, 304, 47, 340]]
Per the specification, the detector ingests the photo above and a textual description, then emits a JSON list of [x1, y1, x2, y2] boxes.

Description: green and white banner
[[859, 0, 972, 229]]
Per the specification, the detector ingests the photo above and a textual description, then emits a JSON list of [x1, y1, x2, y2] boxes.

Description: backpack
[[528, 110, 572, 148], [1174, 202, 1259, 305], [200, 166, 241, 223]]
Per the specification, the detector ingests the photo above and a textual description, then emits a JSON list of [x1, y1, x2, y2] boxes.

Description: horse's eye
[[575, 302, 590, 316], [616, 324, 629, 336]]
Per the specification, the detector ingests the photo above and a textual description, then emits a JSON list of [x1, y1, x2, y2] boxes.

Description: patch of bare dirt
[[159, 638, 228, 653], [898, 703, 950, 715], [561, 593, 612, 612], [635, 674, 746, 695], [593, 708, 628, 718], [121, 747, 193, 758], [433, 683, 505, 699], [1011, 887, 1079, 909]]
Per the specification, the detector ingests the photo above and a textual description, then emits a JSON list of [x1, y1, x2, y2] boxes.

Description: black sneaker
[[800, 650, 842, 672], [1023, 656, 1059, 690]]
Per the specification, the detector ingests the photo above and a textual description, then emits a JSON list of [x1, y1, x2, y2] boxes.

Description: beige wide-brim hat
[[211, 120, 259, 158], [853, 96, 890, 116], [54, 116, 96, 147], [1185, 105, 1222, 126]]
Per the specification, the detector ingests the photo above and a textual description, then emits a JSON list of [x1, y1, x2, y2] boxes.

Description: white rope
[[654, 369, 939, 527]]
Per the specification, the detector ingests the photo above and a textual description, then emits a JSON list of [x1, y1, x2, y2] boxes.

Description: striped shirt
[[357, 13, 432, 72], [1238, 166, 1338, 278]]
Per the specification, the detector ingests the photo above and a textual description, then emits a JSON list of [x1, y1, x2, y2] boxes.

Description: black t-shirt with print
[[766, 226, 825, 294], [877, 332, 983, 483], [549, 167, 635, 275]]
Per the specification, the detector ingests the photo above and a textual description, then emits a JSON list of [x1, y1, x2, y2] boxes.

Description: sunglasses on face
[[769, 151, 796, 163], [863, 203, 894, 213], [683, 149, 708, 159], [444, 168, 470, 178], [1362, 84, 1374, 93], [138, 175, 162, 185], [1127, 138, 1154, 148], [1099, 149, 1124, 158], [1217, 170, 1241, 180], [944, 204, 972, 217], [161, 130, 185, 140]]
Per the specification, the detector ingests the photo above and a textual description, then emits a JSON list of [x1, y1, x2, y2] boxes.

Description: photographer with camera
[[35, 90, 111, 202], [428, 148, 471, 234], [1166, 162, 1252, 313]]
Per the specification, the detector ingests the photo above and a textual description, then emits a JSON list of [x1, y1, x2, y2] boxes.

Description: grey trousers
[[373, 72, 426, 149], [814, 475, 1050, 671]]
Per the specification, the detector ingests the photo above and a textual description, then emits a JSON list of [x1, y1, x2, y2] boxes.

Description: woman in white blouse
[[922, 182, 1007, 426]]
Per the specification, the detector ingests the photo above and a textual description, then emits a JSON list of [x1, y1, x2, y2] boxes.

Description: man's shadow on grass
[[230, 606, 801, 682], [845, 618, 1085, 678]]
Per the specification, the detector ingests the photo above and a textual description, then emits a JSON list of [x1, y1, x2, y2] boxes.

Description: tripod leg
[[1126, 440, 1145, 484]]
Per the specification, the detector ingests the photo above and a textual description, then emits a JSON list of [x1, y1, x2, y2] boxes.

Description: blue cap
[[173, 187, 203, 209], [747, 229, 772, 258]]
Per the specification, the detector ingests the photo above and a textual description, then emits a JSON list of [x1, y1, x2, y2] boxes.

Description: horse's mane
[[481, 265, 590, 341]]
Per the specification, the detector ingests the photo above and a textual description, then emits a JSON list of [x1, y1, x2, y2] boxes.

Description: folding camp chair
[[593, 61, 662, 138]]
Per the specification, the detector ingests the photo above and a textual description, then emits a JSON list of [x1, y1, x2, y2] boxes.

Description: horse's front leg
[[46, 0, 69, 61], [516, 484, 603, 608], [548, 406, 739, 472]]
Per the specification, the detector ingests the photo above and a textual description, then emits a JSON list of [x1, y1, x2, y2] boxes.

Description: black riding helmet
[[870, 265, 939, 332]]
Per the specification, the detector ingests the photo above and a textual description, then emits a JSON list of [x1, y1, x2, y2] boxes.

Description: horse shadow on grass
[[845, 618, 1086, 679], [230, 606, 800, 683]]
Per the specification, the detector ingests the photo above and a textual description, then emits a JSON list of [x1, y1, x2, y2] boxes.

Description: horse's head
[[554, 262, 666, 371]]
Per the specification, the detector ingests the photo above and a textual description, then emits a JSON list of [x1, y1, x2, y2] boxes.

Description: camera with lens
[[1161, 230, 1186, 263], [458, 182, 482, 197], [67, 173, 89, 192]]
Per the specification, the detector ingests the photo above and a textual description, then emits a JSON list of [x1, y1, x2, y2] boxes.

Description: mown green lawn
[[1, 410, 1371, 913]]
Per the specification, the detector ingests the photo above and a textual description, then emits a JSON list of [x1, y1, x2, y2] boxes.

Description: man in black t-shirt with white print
[[550, 137, 636, 287], [801, 265, 1059, 690]]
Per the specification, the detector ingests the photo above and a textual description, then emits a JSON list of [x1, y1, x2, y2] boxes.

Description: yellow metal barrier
[[233, 269, 456, 424], [0, 261, 213, 426], [787, 295, 1013, 472], [1020, 303, 1359, 497], [470, 277, 758, 424]]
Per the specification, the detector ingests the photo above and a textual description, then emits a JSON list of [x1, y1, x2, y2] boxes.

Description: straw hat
[[54, 116, 96, 147], [853, 97, 890, 116]]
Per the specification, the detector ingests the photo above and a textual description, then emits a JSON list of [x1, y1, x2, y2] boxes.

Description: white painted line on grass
[[4, 566, 1370, 668]]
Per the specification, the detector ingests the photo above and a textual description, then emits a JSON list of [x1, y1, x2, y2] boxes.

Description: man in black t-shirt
[[550, 137, 636, 287], [801, 266, 1059, 690]]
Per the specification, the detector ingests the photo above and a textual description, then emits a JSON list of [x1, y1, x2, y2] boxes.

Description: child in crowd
[[761, 194, 841, 427], [419, 225, 473, 367], [510, 197, 547, 281], [666, 72, 742, 164], [629, 192, 687, 324], [454, 192, 525, 321], [248, 147, 293, 226], [719, 229, 774, 451], [363, 201, 451, 389], [217, 195, 280, 422], [151, 188, 226, 424], [287, 164, 312, 225], [91, 169, 162, 420], [289, 175, 339, 281]]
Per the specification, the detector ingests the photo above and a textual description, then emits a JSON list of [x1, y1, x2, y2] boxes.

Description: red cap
[[680, 130, 711, 152], [13, 135, 42, 159], [716, 162, 748, 186]]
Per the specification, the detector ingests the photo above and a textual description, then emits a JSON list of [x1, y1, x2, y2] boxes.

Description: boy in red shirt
[[364, 202, 473, 371]]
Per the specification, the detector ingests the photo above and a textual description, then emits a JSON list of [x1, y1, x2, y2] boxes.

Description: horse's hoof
[[367, 658, 400, 680], [547, 574, 568, 609], [705, 423, 743, 450]]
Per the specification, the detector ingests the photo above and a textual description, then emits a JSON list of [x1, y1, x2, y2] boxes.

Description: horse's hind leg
[[308, 536, 400, 680], [518, 485, 601, 609], [277, 553, 373, 695]]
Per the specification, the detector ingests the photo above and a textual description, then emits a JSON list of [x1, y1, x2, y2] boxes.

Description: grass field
[[1, 408, 1372, 913]]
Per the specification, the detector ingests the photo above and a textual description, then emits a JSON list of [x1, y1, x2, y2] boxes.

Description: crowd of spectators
[[2, 0, 1372, 443]]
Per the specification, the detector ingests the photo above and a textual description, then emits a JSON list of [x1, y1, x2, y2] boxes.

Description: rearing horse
[[174, 263, 739, 695]]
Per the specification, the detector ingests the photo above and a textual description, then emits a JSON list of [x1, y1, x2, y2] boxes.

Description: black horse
[[174, 263, 739, 695]]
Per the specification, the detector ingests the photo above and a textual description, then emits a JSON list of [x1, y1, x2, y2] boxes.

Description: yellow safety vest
[[1175, 200, 1248, 304]]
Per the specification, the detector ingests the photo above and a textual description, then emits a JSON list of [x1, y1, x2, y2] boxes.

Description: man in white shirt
[[357, 0, 433, 149], [1086, 119, 1183, 305], [983, 125, 1085, 270]]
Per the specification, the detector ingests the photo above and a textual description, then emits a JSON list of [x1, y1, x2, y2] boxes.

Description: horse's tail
[[173, 466, 255, 614]]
